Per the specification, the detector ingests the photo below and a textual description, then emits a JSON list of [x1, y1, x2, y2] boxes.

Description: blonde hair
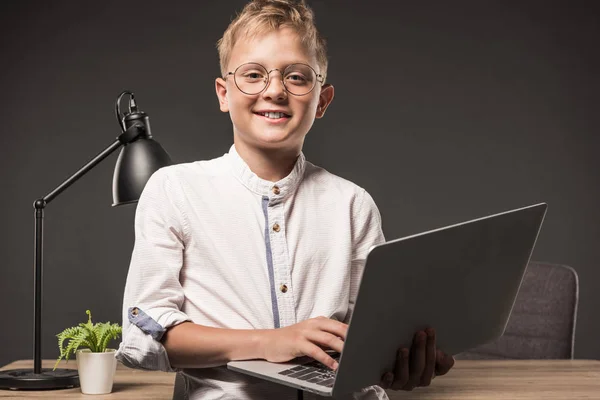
[[217, 0, 328, 82]]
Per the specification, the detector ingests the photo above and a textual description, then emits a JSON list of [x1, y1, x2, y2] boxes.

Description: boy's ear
[[315, 84, 334, 119], [215, 77, 229, 113]]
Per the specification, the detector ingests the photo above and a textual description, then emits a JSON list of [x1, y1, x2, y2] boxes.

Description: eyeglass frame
[[224, 62, 325, 97]]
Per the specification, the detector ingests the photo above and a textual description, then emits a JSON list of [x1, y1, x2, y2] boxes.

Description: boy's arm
[[162, 317, 347, 370], [160, 323, 267, 368], [116, 168, 191, 372], [345, 189, 385, 324]]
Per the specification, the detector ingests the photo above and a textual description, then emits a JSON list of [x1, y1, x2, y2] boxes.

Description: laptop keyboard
[[277, 353, 340, 388]]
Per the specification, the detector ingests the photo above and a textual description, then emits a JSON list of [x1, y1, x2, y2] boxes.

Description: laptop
[[228, 203, 547, 397]]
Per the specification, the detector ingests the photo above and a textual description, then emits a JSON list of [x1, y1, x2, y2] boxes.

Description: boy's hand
[[261, 316, 347, 370], [380, 328, 455, 391]]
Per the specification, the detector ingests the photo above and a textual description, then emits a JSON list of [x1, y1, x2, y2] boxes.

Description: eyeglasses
[[224, 62, 324, 96]]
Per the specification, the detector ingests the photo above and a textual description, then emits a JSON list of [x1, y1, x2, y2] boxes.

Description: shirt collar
[[226, 144, 306, 198]]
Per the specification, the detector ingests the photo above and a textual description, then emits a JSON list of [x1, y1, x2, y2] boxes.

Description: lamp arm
[[31, 122, 144, 374], [37, 123, 146, 207]]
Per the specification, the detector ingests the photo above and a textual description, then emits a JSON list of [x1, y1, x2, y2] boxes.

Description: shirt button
[[131, 307, 139, 316], [280, 284, 288, 293], [273, 223, 281, 232], [272, 186, 280, 195]]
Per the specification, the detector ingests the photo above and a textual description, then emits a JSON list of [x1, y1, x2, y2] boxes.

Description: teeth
[[263, 112, 285, 119]]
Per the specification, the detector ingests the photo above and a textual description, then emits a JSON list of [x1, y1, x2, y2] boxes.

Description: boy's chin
[[237, 131, 306, 150], [255, 139, 301, 152]]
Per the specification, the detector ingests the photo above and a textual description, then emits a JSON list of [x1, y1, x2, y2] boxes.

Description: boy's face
[[215, 27, 334, 153]]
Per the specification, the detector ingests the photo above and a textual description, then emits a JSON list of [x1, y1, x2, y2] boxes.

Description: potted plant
[[54, 310, 122, 394]]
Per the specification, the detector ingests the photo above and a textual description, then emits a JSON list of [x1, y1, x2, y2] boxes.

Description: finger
[[380, 372, 394, 389], [302, 342, 339, 370], [306, 330, 345, 354], [405, 331, 427, 390], [314, 318, 349, 340], [435, 349, 455, 376], [420, 328, 436, 386], [390, 348, 409, 390]]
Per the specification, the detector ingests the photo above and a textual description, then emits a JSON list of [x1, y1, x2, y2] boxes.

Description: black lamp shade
[[112, 137, 172, 206]]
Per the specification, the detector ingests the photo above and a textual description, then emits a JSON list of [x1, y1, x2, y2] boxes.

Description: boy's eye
[[285, 73, 308, 85], [242, 71, 266, 80]]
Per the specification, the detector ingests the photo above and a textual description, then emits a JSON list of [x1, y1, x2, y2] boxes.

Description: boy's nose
[[262, 70, 288, 101]]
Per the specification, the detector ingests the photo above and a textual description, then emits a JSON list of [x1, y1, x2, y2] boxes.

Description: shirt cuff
[[116, 306, 190, 372], [140, 306, 191, 332]]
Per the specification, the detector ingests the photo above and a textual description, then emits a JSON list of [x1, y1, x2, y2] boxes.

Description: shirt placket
[[268, 189, 296, 327]]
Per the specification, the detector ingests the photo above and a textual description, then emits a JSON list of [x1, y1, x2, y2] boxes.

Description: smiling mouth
[[254, 111, 291, 119]]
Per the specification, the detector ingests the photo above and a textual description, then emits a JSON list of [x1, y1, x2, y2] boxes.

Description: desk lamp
[[0, 91, 172, 390]]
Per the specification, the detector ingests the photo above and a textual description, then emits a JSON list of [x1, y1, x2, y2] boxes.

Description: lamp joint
[[33, 199, 46, 210]]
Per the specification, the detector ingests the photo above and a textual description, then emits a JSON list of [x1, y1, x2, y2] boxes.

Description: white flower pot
[[76, 348, 117, 394]]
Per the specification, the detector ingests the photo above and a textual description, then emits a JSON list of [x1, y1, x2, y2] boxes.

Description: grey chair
[[456, 261, 579, 360]]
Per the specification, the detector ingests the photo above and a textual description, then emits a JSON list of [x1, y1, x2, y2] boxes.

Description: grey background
[[1, 0, 598, 369]]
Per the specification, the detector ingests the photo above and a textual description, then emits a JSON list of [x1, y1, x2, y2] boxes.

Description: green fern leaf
[[64, 332, 87, 360], [56, 326, 82, 356], [95, 323, 115, 352], [93, 322, 104, 351], [98, 323, 122, 352], [54, 329, 88, 370], [79, 310, 98, 352]]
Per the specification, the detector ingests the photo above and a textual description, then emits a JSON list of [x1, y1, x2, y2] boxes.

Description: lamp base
[[0, 368, 79, 390]]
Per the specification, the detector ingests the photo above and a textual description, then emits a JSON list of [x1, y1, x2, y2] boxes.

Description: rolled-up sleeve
[[116, 167, 191, 372]]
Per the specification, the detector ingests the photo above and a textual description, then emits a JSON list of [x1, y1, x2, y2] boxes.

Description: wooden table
[[1, 359, 599, 399], [387, 359, 600, 400], [0, 360, 175, 399]]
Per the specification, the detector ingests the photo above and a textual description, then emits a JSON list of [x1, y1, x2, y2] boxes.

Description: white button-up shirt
[[116, 145, 387, 399]]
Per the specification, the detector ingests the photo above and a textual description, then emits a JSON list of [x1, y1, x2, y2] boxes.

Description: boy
[[116, 1, 454, 399]]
